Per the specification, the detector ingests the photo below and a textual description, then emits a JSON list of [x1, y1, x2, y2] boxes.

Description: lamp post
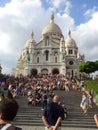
[[0, 64, 2, 74]]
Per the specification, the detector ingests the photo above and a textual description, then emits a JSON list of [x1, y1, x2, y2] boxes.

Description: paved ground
[[16, 126, 98, 130]]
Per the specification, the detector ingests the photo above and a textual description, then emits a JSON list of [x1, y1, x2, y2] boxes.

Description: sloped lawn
[[84, 80, 98, 93]]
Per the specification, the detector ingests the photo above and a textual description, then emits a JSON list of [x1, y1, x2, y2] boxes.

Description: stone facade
[[12, 14, 84, 77]]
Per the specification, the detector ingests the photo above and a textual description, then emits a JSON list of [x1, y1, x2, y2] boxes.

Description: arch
[[52, 68, 59, 75], [30, 69, 38, 77], [41, 68, 48, 74]]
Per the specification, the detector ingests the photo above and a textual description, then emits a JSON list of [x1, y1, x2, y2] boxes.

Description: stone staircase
[[12, 90, 98, 129]]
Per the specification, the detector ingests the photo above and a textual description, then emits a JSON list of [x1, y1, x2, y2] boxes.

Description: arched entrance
[[31, 69, 37, 77], [41, 69, 48, 74], [52, 68, 59, 75]]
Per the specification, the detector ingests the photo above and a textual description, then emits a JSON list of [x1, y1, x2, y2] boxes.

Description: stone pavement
[[13, 89, 98, 130], [16, 126, 98, 130]]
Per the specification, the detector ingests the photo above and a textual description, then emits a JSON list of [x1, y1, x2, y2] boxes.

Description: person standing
[[80, 92, 90, 114], [42, 95, 64, 130], [6, 90, 13, 99], [42, 91, 48, 110], [94, 113, 98, 127]]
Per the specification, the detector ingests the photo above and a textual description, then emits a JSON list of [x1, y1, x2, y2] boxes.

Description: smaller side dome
[[65, 30, 77, 48]]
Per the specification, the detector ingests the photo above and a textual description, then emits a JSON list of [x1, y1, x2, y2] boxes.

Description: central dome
[[42, 14, 62, 35]]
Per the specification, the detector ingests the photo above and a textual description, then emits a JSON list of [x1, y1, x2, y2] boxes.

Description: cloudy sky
[[0, 0, 98, 74]]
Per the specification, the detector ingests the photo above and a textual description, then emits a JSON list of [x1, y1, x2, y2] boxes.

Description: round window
[[69, 60, 74, 65]]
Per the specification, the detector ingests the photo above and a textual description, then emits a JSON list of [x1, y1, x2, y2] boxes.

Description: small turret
[[60, 37, 65, 52]]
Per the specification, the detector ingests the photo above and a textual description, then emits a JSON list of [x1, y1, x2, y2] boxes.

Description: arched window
[[69, 49, 73, 54], [75, 50, 77, 55], [55, 57, 57, 63], [45, 36, 49, 46], [36, 52, 40, 63], [37, 57, 39, 63], [45, 50, 49, 61]]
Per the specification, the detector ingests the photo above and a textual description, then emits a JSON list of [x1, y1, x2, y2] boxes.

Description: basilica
[[12, 14, 84, 77]]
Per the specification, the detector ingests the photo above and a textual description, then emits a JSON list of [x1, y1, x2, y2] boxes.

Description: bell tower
[[60, 37, 66, 75]]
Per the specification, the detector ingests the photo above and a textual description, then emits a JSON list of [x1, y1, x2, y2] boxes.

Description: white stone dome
[[65, 30, 77, 48], [42, 14, 62, 35]]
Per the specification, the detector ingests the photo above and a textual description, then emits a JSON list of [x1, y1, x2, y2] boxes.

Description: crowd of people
[[0, 74, 79, 104], [0, 74, 98, 128]]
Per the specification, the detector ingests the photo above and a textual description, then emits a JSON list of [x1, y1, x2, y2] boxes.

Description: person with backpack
[[80, 92, 90, 114], [0, 97, 22, 130]]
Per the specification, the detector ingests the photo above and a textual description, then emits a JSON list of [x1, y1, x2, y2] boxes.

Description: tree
[[95, 60, 98, 71], [78, 61, 97, 75]]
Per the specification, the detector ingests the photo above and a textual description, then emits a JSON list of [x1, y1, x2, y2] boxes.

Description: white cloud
[[0, 0, 44, 73], [47, 0, 65, 8], [46, 0, 72, 15], [73, 11, 98, 61], [84, 6, 97, 17], [82, 4, 87, 8], [0, 33, 11, 54], [0, 0, 98, 74], [64, 0, 72, 14]]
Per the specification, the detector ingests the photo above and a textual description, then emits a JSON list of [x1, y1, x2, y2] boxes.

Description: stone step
[[13, 90, 98, 128], [13, 121, 96, 128]]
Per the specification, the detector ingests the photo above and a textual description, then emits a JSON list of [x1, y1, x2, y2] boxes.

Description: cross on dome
[[50, 13, 54, 23]]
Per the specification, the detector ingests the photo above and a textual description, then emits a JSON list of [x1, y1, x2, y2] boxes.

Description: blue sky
[[0, 0, 98, 25], [0, 0, 98, 74], [70, 0, 98, 24], [0, 0, 11, 7], [41, 0, 98, 25]]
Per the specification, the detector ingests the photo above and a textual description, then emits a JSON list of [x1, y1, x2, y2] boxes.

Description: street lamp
[[0, 64, 2, 74]]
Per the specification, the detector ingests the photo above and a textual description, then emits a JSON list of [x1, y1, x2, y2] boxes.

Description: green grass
[[84, 80, 98, 93]]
